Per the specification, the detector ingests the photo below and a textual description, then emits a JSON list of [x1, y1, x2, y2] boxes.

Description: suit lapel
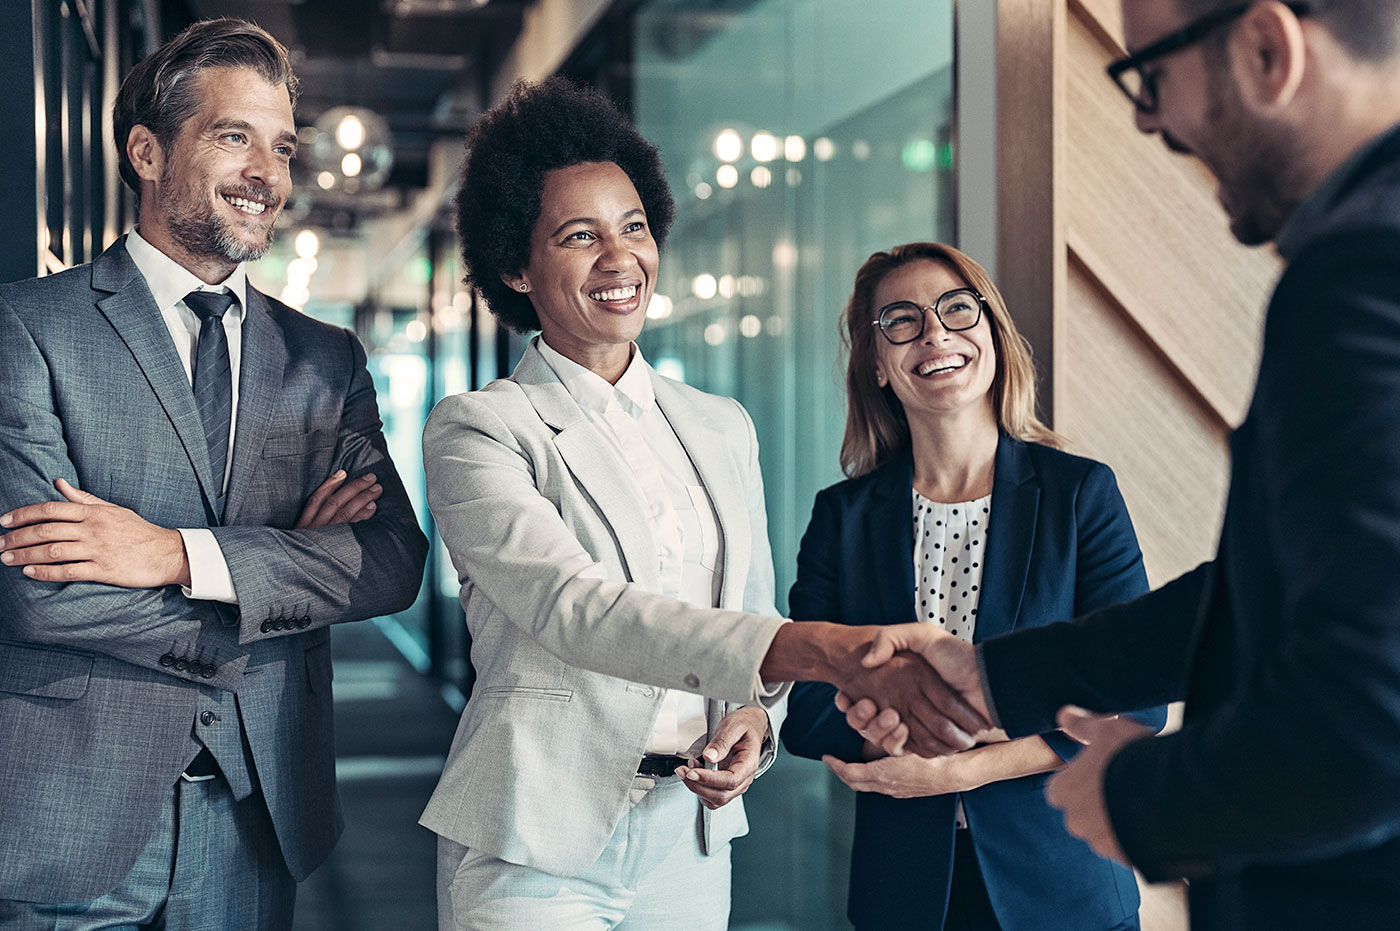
[[652, 375, 749, 610], [92, 242, 221, 517], [516, 345, 662, 591], [867, 457, 917, 625], [974, 435, 1039, 642], [223, 290, 287, 524]]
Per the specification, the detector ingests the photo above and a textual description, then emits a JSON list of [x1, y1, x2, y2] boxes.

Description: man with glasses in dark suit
[[0, 18, 426, 929], [845, 1, 1400, 927]]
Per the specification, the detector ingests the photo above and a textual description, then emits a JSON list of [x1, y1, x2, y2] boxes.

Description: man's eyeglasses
[[872, 289, 986, 345], [1106, 2, 1309, 114]]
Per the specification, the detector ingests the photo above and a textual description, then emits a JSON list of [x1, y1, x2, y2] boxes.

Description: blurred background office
[[5, 0, 1282, 927]]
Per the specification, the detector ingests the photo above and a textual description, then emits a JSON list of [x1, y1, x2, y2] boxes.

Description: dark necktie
[[184, 289, 236, 515]]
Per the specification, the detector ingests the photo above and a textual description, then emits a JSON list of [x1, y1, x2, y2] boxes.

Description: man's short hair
[[113, 18, 298, 198], [1172, 0, 1400, 59]]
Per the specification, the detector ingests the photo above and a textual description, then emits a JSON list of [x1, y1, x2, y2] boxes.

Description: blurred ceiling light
[[772, 240, 797, 271], [813, 137, 836, 162], [786, 167, 803, 186], [335, 113, 366, 150], [294, 229, 320, 258], [316, 171, 335, 190], [719, 275, 736, 299], [751, 132, 778, 163], [646, 293, 674, 319], [703, 322, 727, 347], [286, 257, 317, 288], [308, 106, 393, 192], [750, 165, 772, 189], [715, 164, 739, 189], [714, 129, 743, 163], [852, 139, 871, 161], [739, 314, 762, 338], [784, 135, 806, 162], [692, 274, 718, 300], [694, 182, 713, 200], [405, 319, 428, 342]]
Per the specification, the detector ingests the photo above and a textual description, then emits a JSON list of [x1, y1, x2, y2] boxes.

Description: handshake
[[761, 621, 999, 757]]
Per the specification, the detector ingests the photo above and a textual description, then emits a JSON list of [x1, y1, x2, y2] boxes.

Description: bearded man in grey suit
[[0, 19, 427, 929]]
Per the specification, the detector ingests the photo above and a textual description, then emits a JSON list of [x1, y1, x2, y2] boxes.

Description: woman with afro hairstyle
[[419, 76, 791, 930]]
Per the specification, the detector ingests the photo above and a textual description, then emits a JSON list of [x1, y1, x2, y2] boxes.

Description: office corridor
[[293, 621, 459, 931]]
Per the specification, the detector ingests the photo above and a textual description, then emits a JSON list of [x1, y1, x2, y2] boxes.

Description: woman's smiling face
[[514, 161, 659, 379], [872, 259, 997, 422]]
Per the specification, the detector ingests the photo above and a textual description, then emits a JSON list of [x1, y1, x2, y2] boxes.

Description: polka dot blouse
[[912, 489, 991, 645]]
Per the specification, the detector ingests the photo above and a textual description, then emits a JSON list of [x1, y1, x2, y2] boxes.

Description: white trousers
[[436, 775, 731, 931]]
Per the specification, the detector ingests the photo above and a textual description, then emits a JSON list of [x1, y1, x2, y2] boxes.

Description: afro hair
[[455, 77, 676, 333]]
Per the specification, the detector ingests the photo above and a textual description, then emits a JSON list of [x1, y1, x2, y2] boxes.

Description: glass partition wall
[[622, 1, 957, 927]]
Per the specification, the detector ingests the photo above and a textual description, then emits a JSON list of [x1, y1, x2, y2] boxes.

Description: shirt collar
[[535, 336, 656, 417], [125, 228, 248, 318], [1275, 122, 1400, 261]]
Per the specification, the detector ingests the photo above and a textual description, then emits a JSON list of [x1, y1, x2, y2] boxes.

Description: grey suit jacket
[[0, 239, 428, 902], [419, 340, 788, 876]]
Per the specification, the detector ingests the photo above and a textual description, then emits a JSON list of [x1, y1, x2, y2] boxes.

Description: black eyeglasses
[[872, 289, 986, 345], [1107, 2, 1309, 114]]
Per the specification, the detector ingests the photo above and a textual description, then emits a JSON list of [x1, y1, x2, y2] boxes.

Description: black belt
[[636, 754, 688, 778], [181, 747, 220, 783]]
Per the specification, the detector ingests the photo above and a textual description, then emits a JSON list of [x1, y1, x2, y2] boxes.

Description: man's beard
[[1203, 62, 1302, 246], [161, 168, 279, 264]]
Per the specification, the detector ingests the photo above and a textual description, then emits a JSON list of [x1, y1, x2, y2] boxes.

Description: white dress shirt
[[125, 229, 245, 604], [537, 337, 721, 757]]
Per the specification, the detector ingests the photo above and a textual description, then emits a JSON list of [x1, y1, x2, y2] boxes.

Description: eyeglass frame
[[1106, 1, 1310, 114], [871, 288, 988, 345]]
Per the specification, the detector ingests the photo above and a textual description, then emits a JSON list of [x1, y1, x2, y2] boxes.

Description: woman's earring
[[519, 283, 528, 292]]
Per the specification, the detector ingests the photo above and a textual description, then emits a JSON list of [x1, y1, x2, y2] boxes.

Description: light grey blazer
[[420, 340, 789, 877], [0, 240, 428, 902]]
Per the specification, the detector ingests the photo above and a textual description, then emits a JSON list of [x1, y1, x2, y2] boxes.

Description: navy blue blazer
[[781, 435, 1165, 931]]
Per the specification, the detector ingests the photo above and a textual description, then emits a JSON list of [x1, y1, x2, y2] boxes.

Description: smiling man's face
[[140, 65, 296, 281]]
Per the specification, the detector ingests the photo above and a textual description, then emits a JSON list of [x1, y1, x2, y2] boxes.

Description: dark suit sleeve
[[780, 488, 866, 764], [980, 562, 1205, 740], [1105, 230, 1400, 880], [0, 292, 247, 689], [212, 329, 427, 644]]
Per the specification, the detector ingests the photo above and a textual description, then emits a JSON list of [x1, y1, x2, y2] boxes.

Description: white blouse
[[912, 490, 991, 641], [912, 489, 991, 828]]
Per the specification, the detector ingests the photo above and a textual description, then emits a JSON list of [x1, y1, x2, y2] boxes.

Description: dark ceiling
[[161, 0, 527, 228]]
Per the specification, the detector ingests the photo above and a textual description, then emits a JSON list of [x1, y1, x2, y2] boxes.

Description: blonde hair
[[839, 242, 1064, 478]]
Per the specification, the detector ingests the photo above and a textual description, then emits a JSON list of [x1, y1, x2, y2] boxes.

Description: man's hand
[[0, 478, 188, 588], [1044, 705, 1152, 866], [675, 706, 769, 809], [760, 623, 992, 758], [836, 624, 994, 756], [823, 744, 978, 799], [295, 470, 382, 529]]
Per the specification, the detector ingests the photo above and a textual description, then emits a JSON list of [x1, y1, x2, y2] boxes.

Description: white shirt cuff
[[176, 528, 238, 604]]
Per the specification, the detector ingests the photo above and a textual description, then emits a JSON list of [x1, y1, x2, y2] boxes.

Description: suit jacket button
[[200, 664, 217, 679], [273, 616, 287, 631], [298, 616, 311, 629], [684, 674, 700, 689], [159, 653, 176, 667], [174, 657, 190, 671], [200, 710, 216, 726], [260, 620, 273, 633]]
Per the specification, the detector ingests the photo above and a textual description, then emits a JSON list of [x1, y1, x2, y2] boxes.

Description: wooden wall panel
[[1062, 255, 1231, 585]]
